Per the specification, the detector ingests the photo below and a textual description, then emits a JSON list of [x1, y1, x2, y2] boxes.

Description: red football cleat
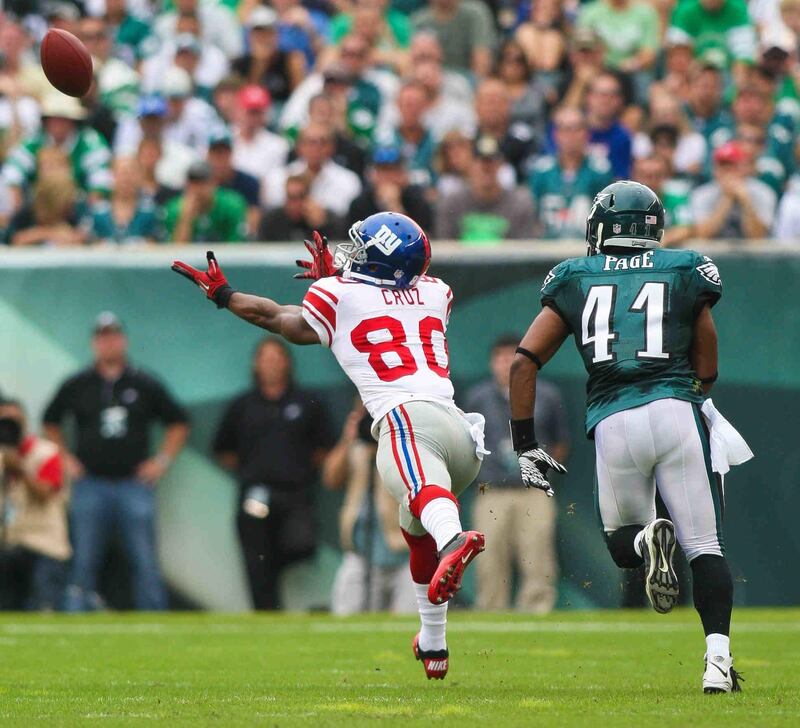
[[413, 633, 449, 680], [428, 530, 485, 605]]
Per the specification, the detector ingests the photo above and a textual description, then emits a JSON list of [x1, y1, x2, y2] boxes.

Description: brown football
[[40, 29, 93, 98]]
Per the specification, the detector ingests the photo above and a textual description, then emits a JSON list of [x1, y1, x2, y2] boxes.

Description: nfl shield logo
[[612, 223, 622, 234]]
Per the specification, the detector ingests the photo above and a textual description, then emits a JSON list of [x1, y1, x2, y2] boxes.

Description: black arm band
[[509, 418, 538, 453], [214, 285, 236, 309], [699, 372, 718, 384], [516, 347, 543, 370]]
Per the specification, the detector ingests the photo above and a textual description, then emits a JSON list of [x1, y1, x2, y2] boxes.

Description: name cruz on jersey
[[541, 249, 722, 435], [302, 275, 455, 428]]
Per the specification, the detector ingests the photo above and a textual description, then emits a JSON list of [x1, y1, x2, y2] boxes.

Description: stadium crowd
[[0, 0, 799, 245]]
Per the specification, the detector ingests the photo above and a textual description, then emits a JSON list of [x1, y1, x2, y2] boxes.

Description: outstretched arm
[[508, 306, 571, 496], [172, 251, 320, 345]]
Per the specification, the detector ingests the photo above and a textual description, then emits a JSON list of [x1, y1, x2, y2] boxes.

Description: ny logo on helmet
[[371, 224, 403, 255]]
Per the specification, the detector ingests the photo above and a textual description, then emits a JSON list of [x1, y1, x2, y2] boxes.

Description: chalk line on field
[[1, 620, 798, 636]]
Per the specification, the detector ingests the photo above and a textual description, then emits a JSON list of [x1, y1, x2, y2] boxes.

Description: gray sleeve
[[750, 181, 777, 228], [507, 189, 537, 240]]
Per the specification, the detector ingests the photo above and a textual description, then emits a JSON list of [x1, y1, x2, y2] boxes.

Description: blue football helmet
[[337, 212, 431, 289]]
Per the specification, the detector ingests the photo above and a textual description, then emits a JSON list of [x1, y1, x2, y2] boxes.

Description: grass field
[[1, 608, 798, 727]]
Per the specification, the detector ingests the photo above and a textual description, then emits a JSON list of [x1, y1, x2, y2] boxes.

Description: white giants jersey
[[301, 275, 456, 426]]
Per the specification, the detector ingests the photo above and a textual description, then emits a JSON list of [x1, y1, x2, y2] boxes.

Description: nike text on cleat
[[427, 531, 485, 605], [641, 518, 679, 614], [413, 633, 449, 680], [703, 654, 743, 694]]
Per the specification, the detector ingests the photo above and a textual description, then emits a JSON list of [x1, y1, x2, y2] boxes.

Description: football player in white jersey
[[173, 212, 489, 680]]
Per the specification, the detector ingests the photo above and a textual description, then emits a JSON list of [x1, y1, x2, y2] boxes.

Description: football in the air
[[40, 29, 93, 98]]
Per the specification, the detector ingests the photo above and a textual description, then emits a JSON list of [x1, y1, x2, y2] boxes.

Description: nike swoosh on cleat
[[708, 662, 729, 679], [461, 554, 471, 564]]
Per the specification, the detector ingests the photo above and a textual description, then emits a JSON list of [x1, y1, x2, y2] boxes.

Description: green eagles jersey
[[541, 248, 722, 435], [529, 155, 613, 239]]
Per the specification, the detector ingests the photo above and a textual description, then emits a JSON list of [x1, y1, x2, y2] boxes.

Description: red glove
[[294, 231, 337, 280], [172, 251, 235, 308]]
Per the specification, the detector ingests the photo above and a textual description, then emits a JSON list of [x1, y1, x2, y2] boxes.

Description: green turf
[[1, 608, 798, 727]]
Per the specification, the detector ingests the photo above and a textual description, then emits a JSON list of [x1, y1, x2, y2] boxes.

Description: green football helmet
[[585, 181, 665, 256]]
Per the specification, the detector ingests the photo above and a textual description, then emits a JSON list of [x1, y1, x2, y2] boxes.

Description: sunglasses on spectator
[[286, 192, 308, 200], [301, 136, 331, 145], [502, 54, 525, 64], [739, 134, 765, 144], [556, 123, 585, 131], [341, 48, 366, 58]]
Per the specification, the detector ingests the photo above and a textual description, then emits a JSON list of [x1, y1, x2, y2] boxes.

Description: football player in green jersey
[[508, 181, 743, 694]]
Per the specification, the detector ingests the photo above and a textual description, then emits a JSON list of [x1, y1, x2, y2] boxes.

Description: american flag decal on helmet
[[696, 256, 721, 286], [645, 215, 657, 224]]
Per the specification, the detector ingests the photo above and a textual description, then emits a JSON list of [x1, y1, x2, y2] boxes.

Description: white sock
[[706, 633, 730, 659], [414, 582, 447, 652], [634, 529, 646, 558], [419, 497, 462, 553]]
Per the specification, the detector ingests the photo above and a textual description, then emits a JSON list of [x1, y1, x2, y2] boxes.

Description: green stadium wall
[[2, 245, 798, 610]]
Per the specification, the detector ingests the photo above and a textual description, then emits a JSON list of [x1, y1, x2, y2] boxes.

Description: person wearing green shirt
[[577, 0, 659, 73], [105, 0, 156, 64], [667, 0, 757, 71], [529, 107, 613, 239], [331, 0, 412, 48], [1, 93, 112, 214], [163, 161, 247, 243]]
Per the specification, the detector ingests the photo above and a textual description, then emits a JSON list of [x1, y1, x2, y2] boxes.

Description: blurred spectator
[[160, 67, 222, 153], [0, 32, 41, 156], [650, 37, 696, 104], [578, 1, 659, 87], [475, 78, 538, 184], [514, 0, 567, 77], [323, 0, 410, 74], [105, 0, 155, 67], [265, 122, 362, 216], [685, 62, 733, 146], [232, 85, 291, 207], [736, 122, 788, 196], [281, 34, 386, 144], [466, 335, 569, 613], [774, 175, 800, 242], [691, 141, 776, 239], [206, 129, 262, 238], [411, 58, 476, 141], [586, 71, 632, 178], [269, 0, 330, 69], [558, 27, 606, 109], [154, 0, 244, 60], [0, 16, 50, 102], [258, 173, 341, 242], [632, 155, 694, 247], [348, 145, 433, 230], [495, 39, 550, 132], [408, 31, 474, 107], [324, 403, 415, 615], [142, 28, 229, 102], [434, 129, 475, 197], [2, 92, 111, 216], [633, 92, 708, 177], [234, 6, 305, 104], [119, 96, 197, 193], [163, 160, 248, 243], [85, 157, 159, 245], [79, 15, 140, 119], [530, 106, 613, 239], [7, 163, 86, 247], [412, 0, 497, 77], [435, 136, 536, 243], [667, 0, 757, 77], [43, 312, 189, 611], [212, 75, 243, 127], [305, 93, 367, 176], [388, 81, 436, 187], [213, 337, 333, 610], [0, 398, 69, 611]]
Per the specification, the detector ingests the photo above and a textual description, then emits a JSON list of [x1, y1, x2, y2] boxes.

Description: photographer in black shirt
[[213, 337, 333, 610], [43, 313, 189, 611]]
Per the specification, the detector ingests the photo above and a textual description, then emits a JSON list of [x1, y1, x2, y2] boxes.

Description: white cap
[[247, 5, 278, 29], [760, 24, 796, 54], [41, 91, 88, 120], [162, 66, 193, 98]]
